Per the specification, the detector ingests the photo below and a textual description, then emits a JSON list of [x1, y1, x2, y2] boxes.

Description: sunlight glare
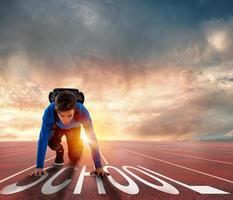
[[80, 127, 89, 144]]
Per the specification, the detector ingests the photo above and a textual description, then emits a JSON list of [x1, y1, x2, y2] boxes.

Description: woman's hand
[[90, 167, 110, 177], [30, 168, 47, 177]]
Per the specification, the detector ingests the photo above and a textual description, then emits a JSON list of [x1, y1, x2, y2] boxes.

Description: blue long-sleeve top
[[36, 102, 102, 169]]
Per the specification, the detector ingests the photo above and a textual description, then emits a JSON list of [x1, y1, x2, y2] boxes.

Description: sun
[[207, 31, 229, 52], [80, 127, 89, 144]]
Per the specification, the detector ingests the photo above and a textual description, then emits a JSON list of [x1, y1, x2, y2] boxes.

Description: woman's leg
[[65, 127, 83, 164], [48, 125, 64, 165]]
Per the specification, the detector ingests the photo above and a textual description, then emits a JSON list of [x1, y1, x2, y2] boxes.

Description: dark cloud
[[0, 0, 232, 70], [218, 77, 233, 83]]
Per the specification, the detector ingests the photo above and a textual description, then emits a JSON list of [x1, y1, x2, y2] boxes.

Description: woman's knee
[[48, 129, 63, 150], [48, 134, 62, 150], [68, 149, 83, 163], [48, 140, 60, 151]]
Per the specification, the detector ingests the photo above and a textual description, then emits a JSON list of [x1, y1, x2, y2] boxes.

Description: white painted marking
[[73, 166, 90, 194], [122, 148, 233, 184], [73, 165, 107, 194], [187, 186, 229, 194], [0, 156, 56, 184], [138, 166, 230, 194], [89, 150, 108, 194], [103, 166, 139, 195], [96, 176, 106, 194], [123, 166, 179, 194], [42, 166, 72, 195], [154, 149, 233, 165], [91, 163, 106, 194], [0, 166, 53, 195]]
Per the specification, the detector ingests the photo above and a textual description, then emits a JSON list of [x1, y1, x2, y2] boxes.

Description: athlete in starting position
[[31, 90, 109, 177]]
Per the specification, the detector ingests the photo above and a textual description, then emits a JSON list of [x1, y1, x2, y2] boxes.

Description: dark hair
[[55, 90, 76, 112]]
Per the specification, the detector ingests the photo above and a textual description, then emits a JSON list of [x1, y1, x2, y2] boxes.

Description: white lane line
[[122, 148, 233, 184], [0, 155, 56, 184], [153, 149, 233, 165], [100, 151, 109, 165]]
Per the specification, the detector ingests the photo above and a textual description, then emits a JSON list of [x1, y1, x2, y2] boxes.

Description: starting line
[[0, 165, 230, 195]]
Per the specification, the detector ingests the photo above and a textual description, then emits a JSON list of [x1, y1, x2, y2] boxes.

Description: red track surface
[[0, 141, 232, 199]]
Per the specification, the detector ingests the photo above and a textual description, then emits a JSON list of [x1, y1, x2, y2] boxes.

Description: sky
[[0, 0, 233, 141]]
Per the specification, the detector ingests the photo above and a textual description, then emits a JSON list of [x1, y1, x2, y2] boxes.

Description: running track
[[0, 141, 232, 199]]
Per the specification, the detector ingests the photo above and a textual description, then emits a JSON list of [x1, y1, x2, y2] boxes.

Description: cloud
[[0, 1, 233, 141], [203, 18, 233, 61], [225, 130, 233, 137], [0, 133, 18, 140], [0, 0, 227, 69], [123, 70, 233, 141]]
